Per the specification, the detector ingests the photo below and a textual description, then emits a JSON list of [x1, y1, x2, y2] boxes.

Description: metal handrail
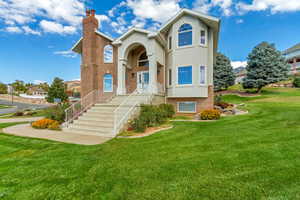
[[112, 88, 154, 135]]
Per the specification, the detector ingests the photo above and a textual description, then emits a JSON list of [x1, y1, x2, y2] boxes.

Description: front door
[[137, 71, 149, 93]]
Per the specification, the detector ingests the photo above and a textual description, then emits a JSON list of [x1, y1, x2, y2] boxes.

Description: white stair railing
[[112, 89, 153, 135]]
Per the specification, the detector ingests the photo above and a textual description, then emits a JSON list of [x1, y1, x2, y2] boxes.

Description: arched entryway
[[125, 44, 150, 94]]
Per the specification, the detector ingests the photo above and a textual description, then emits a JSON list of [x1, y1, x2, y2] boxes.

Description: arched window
[[104, 45, 113, 63], [138, 51, 149, 67], [178, 23, 192, 47], [103, 74, 113, 92]]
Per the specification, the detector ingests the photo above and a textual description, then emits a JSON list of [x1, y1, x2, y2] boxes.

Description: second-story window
[[138, 51, 149, 67], [178, 23, 192, 47], [104, 45, 113, 63], [169, 36, 172, 50], [200, 30, 206, 45]]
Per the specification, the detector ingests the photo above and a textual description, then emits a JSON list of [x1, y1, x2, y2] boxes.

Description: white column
[[117, 59, 127, 95], [148, 54, 158, 94]]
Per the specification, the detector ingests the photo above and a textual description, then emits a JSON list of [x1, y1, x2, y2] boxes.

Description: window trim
[[177, 101, 197, 113], [103, 45, 113, 64], [199, 66, 206, 85], [137, 51, 149, 67], [103, 73, 113, 92], [177, 65, 193, 86], [178, 23, 193, 48], [200, 29, 206, 46]]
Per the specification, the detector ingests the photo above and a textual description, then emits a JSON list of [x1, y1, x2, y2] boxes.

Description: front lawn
[[1, 88, 300, 199], [0, 104, 13, 109]]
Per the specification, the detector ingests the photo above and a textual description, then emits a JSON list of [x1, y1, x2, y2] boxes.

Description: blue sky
[[0, 0, 299, 84]]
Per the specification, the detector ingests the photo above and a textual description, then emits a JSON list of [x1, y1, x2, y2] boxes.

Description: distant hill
[[234, 66, 246, 74]]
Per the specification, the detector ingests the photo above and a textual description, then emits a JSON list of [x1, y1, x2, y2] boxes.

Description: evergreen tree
[[243, 42, 288, 93], [214, 53, 235, 91], [46, 78, 68, 103]]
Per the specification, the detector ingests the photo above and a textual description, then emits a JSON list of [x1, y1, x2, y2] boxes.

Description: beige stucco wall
[[165, 14, 214, 98]]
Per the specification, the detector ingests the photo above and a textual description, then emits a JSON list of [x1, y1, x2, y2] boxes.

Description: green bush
[[159, 104, 175, 118], [293, 77, 300, 88], [130, 104, 173, 133], [45, 103, 69, 124]]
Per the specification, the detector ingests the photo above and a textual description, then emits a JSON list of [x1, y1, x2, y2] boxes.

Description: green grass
[[1, 88, 300, 199], [0, 109, 46, 119], [0, 105, 13, 109]]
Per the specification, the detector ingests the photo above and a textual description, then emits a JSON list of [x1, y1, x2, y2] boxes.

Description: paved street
[[0, 99, 49, 114]]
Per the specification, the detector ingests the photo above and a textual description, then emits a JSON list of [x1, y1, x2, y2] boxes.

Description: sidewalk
[[3, 124, 112, 145]]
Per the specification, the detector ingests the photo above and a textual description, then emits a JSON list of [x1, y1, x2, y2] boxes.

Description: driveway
[[0, 99, 49, 115]]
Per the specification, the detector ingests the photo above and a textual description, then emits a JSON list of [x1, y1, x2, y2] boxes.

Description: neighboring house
[[65, 80, 81, 96], [234, 67, 246, 84], [72, 8, 220, 114], [283, 43, 300, 75], [26, 86, 47, 96], [65, 9, 220, 136]]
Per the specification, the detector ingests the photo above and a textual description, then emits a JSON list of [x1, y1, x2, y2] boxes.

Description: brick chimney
[[81, 9, 99, 97]]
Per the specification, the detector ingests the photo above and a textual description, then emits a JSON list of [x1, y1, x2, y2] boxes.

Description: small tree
[[243, 42, 288, 93], [0, 82, 7, 94], [214, 53, 235, 91], [11, 80, 27, 94], [46, 78, 68, 103]]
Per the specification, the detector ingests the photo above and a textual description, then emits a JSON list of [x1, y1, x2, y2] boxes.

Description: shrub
[[293, 77, 300, 88], [159, 104, 175, 118], [48, 121, 61, 130], [45, 103, 69, 124], [215, 102, 233, 109], [32, 119, 60, 130], [130, 104, 172, 133], [200, 109, 221, 120], [14, 111, 24, 117]]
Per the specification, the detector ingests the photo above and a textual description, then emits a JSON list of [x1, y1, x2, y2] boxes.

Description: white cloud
[[54, 50, 77, 58], [5, 26, 22, 33], [22, 26, 41, 35], [127, 0, 181, 23], [231, 61, 247, 69], [40, 20, 76, 35], [193, 0, 233, 16], [237, 0, 300, 14], [0, 0, 85, 35], [95, 14, 110, 27], [33, 80, 46, 85]]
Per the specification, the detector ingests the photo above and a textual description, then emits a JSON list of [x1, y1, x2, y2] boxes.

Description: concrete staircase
[[63, 95, 151, 137]]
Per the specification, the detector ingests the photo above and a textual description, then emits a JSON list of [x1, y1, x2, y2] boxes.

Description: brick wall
[[167, 85, 214, 114], [81, 11, 117, 100]]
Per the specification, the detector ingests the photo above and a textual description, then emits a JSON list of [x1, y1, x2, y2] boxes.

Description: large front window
[[178, 24, 192, 47], [178, 102, 196, 113], [104, 45, 113, 63], [178, 66, 192, 85], [138, 51, 149, 67], [103, 74, 113, 92], [200, 66, 206, 84]]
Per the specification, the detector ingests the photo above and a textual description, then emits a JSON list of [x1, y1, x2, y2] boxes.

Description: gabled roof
[[112, 28, 155, 45], [283, 43, 300, 55], [159, 9, 220, 33], [159, 9, 220, 56], [71, 31, 114, 54]]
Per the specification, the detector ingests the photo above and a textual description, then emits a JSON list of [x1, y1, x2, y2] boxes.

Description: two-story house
[[66, 8, 220, 137]]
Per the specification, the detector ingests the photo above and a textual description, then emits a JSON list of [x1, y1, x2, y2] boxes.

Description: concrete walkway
[[3, 124, 112, 145], [0, 117, 43, 123]]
